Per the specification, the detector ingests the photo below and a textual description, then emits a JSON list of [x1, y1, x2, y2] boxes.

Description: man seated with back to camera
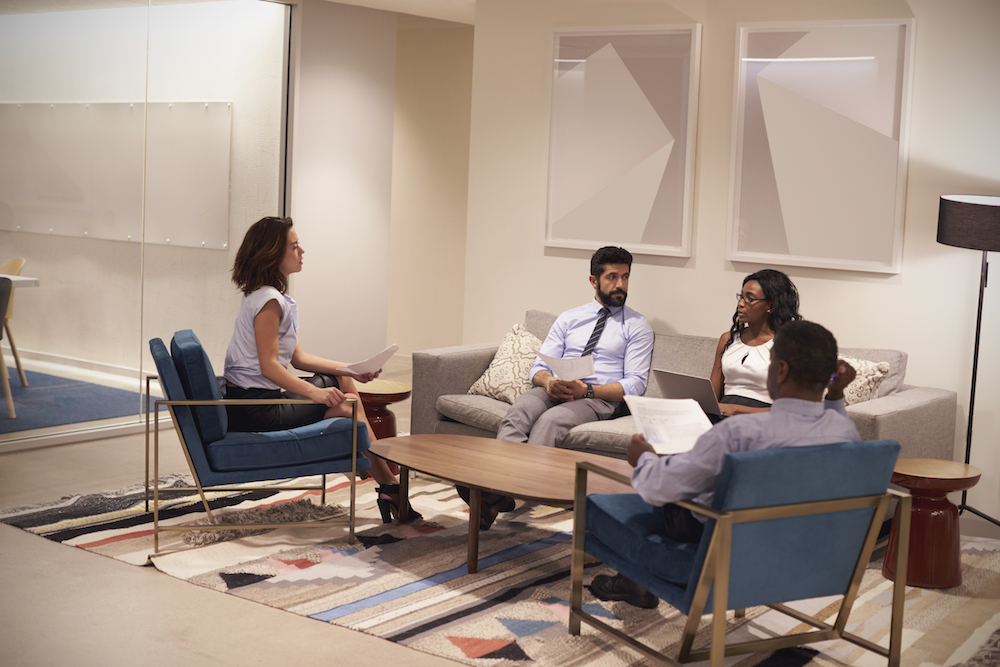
[[589, 320, 860, 609], [458, 246, 655, 530]]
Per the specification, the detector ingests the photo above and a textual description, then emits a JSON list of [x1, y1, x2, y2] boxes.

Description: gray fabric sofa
[[411, 310, 958, 461]]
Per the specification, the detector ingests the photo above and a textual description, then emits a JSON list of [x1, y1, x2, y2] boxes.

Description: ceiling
[[333, 0, 473, 24], [0, 0, 476, 23]]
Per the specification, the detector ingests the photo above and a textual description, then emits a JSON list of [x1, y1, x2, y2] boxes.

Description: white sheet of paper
[[339, 344, 399, 376], [537, 352, 594, 382], [623, 395, 713, 455]]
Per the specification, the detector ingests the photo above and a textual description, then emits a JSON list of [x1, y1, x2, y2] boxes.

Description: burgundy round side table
[[882, 458, 981, 588], [358, 379, 411, 441]]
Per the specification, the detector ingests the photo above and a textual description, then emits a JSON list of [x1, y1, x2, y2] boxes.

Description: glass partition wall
[[0, 0, 289, 447]]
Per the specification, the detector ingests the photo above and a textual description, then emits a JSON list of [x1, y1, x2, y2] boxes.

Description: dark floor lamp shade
[[936, 194, 1000, 528], [937, 195, 1000, 252]]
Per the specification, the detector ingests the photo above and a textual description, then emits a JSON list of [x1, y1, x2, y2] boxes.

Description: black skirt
[[225, 373, 340, 432]]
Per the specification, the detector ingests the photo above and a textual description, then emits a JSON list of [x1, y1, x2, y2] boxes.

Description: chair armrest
[[673, 499, 725, 521], [887, 488, 912, 501], [572, 461, 725, 522], [155, 398, 335, 406], [411, 341, 500, 434], [575, 460, 631, 486]]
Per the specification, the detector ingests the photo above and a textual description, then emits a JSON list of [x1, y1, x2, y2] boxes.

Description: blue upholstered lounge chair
[[146, 330, 372, 552], [569, 440, 910, 667]]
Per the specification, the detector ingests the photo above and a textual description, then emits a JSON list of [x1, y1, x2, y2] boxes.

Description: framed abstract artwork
[[727, 20, 915, 273], [545, 26, 701, 257]]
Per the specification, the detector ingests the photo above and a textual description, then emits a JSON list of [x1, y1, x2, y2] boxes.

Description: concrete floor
[[0, 357, 461, 667]]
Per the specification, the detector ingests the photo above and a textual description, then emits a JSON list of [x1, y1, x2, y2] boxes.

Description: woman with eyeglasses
[[709, 269, 801, 416]]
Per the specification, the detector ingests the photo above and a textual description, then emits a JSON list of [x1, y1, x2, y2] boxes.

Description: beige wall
[[463, 0, 1000, 517], [388, 18, 474, 355], [288, 0, 397, 362]]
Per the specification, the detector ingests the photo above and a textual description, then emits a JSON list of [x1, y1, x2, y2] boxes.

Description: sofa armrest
[[411, 342, 500, 435], [846, 386, 958, 461]]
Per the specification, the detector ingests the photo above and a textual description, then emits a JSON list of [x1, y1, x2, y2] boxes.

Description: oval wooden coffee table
[[368, 434, 636, 574]]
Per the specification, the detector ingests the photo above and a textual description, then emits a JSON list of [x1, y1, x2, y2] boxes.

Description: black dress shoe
[[456, 486, 516, 512], [455, 486, 516, 530], [589, 573, 659, 609]]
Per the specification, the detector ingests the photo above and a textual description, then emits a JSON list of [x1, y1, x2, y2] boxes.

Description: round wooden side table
[[357, 379, 411, 441], [882, 458, 981, 588]]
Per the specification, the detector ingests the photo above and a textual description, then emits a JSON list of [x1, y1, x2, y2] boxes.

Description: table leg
[[468, 487, 481, 574], [398, 466, 410, 523]]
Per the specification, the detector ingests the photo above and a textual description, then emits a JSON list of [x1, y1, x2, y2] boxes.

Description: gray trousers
[[496, 386, 619, 447]]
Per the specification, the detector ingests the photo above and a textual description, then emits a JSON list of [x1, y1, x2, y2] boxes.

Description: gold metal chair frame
[[569, 461, 911, 667], [143, 375, 362, 554]]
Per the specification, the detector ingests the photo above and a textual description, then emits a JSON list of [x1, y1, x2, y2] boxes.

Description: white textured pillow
[[468, 324, 542, 404], [839, 355, 890, 406]]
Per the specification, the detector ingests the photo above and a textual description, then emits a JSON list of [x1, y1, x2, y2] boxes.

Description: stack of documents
[[623, 395, 712, 455]]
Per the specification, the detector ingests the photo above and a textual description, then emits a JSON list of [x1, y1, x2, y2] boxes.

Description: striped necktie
[[582, 308, 610, 357]]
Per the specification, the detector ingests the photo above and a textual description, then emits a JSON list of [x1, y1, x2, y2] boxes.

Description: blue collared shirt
[[631, 397, 860, 513], [529, 299, 654, 396]]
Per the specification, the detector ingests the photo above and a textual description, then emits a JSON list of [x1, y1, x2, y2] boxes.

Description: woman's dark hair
[[724, 269, 802, 350], [232, 216, 294, 296]]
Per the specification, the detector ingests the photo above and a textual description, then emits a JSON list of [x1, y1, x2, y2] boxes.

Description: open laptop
[[652, 369, 723, 417]]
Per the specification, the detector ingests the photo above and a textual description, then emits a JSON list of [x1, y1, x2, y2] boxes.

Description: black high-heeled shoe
[[377, 484, 422, 524]]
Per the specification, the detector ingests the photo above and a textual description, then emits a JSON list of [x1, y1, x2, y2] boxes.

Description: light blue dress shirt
[[631, 397, 860, 515], [529, 299, 654, 396]]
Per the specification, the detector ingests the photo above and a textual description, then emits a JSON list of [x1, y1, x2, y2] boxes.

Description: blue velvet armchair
[[146, 330, 372, 552], [569, 440, 910, 667]]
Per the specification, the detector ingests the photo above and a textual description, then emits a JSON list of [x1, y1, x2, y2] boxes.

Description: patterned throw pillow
[[468, 324, 542, 404], [838, 355, 890, 406]]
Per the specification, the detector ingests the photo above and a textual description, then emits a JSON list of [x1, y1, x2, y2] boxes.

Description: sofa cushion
[[468, 323, 541, 404], [525, 309, 557, 341], [437, 394, 508, 433], [645, 333, 721, 396], [560, 416, 637, 458], [204, 417, 367, 471], [171, 329, 228, 444], [840, 347, 906, 396], [837, 355, 890, 406]]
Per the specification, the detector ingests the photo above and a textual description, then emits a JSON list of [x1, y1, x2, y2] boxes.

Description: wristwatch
[[585, 384, 594, 399]]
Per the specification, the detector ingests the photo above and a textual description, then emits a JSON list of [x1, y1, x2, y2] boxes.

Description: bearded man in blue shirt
[[460, 247, 655, 530], [498, 245, 655, 447]]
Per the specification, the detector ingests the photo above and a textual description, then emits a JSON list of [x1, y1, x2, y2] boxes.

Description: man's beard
[[598, 288, 627, 307]]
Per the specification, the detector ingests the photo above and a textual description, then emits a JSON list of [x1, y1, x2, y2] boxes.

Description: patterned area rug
[[3, 475, 1000, 667]]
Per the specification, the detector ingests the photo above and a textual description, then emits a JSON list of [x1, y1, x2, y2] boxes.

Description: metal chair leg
[[5, 321, 26, 387], [0, 348, 14, 418]]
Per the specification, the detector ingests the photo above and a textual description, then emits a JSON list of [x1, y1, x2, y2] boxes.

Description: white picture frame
[[727, 19, 915, 273], [545, 25, 701, 257]]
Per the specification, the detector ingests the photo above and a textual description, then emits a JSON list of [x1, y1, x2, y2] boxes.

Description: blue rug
[[1, 368, 162, 433]]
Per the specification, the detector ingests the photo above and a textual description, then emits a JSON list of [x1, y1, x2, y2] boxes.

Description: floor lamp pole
[[959, 250, 999, 527]]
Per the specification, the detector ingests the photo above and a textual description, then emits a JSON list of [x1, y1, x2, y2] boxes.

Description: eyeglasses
[[736, 293, 769, 305]]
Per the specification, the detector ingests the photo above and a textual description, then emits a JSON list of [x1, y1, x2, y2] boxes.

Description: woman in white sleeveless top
[[223, 216, 420, 523], [709, 269, 801, 416]]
